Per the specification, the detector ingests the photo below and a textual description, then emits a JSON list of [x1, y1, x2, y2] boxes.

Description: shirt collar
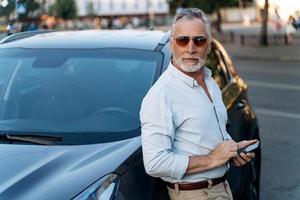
[[167, 62, 212, 88]]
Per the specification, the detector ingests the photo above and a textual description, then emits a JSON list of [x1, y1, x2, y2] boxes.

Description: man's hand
[[231, 140, 256, 167], [187, 140, 238, 175], [208, 140, 238, 168]]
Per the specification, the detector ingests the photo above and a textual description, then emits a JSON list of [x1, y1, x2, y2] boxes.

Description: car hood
[[0, 136, 141, 200]]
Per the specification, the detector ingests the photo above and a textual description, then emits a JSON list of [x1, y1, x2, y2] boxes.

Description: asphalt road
[[232, 58, 300, 200]]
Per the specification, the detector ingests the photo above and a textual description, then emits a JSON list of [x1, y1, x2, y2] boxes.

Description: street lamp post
[[1, 0, 9, 7]]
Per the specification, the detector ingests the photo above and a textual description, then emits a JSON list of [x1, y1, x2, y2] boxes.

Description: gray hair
[[171, 8, 211, 38]]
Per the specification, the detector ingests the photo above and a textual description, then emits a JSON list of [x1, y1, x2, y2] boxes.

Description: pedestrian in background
[[286, 15, 297, 44]]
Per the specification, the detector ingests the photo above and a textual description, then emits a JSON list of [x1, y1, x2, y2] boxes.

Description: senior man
[[140, 8, 256, 200]]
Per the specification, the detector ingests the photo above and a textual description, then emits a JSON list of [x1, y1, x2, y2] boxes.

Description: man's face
[[170, 18, 210, 72]]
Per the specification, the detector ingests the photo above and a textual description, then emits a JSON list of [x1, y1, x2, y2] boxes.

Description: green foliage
[[86, 1, 95, 17], [0, 0, 40, 20], [170, 0, 251, 13], [0, 0, 15, 18], [49, 0, 77, 20], [18, 0, 40, 20], [18, 0, 40, 14], [191, 0, 237, 13], [169, 0, 253, 33]]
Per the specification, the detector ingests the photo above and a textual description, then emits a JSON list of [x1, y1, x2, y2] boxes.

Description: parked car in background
[[0, 30, 260, 200]]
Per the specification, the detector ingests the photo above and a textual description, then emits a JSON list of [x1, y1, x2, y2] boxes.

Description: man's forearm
[[186, 140, 239, 175], [185, 154, 218, 175]]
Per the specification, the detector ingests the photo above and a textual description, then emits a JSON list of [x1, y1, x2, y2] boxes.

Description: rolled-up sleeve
[[140, 90, 189, 180]]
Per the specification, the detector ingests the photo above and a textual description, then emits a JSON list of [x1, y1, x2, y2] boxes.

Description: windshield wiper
[[0, 134, 63, 145]]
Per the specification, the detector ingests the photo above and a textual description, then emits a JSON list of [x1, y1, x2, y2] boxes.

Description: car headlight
[[73, 173, 120, 200]]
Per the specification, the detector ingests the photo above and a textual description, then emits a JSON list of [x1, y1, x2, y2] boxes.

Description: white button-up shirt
[[140, 62, 232, 183]]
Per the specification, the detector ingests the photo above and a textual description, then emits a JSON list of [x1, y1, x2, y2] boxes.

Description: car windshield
[[0, 48, 162, 144]]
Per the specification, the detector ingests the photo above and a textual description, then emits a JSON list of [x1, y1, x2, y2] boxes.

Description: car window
[[206, 46, 228, 89], [0, 59, 17, 96], [0, 48, 162, 143]]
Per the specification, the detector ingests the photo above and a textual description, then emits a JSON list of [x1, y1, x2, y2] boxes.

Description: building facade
[[47, 0, 169, 17]]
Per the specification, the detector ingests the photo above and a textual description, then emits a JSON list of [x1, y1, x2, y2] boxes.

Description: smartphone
[[238, 140, 259, 154]]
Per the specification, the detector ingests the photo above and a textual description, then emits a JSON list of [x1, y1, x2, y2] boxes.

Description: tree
[[0, 0, 41, 22], [17, 0, 40, 20], [49, 0, 77, 20], [86, 1, 95, 18], [0, 0, 16, 23], [260, 0, 268, 46], [170, 0, 253, 33]]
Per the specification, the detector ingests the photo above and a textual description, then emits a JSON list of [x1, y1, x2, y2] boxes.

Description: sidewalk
[[221, 23, 300, 62], [223, 40, 300, 62]]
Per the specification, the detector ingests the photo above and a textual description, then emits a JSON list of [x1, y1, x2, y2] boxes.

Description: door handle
[[237, 99, 246, 108]]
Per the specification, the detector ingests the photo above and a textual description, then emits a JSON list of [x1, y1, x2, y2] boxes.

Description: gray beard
[[174, 57, 206, 73]]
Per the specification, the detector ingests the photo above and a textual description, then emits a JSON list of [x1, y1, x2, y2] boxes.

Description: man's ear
[[169, 37, 175, 55]]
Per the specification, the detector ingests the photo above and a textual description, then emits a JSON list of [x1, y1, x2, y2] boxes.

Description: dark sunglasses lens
[[193, 37, 207, 46], [175, 36, 190, 47]]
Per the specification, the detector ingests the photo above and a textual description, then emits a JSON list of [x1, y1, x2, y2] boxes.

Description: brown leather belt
[[166, 175, 227, 191]]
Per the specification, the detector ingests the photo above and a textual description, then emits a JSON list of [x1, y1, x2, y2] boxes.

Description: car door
[[208, 40, 260, 200]]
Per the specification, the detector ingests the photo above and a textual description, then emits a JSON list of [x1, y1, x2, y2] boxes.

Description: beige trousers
[[167, 181, 233, 200]]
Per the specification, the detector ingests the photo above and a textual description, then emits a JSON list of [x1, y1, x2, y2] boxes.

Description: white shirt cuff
[[171, 154, 189, 180]]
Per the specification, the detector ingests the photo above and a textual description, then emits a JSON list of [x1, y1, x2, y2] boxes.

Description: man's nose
[[186, 40, 196, 54]]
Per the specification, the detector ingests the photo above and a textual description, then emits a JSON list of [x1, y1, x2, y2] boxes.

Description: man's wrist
[[206, 151, 229, 169], [205, 154, 218, 169]]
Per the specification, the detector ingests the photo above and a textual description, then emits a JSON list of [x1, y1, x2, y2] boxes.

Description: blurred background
[[0, 0, 300, 200], [0, 0, 299, 40]]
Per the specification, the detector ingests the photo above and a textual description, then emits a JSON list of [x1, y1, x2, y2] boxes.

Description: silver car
[[0, 30, 260, 200]]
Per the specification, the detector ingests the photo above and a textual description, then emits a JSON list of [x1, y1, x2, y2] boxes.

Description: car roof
[[0, 30, 169, 50]]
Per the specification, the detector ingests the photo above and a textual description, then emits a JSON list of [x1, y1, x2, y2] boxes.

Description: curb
[[222, 43, 300, 62], [231, 55, 300, 62]]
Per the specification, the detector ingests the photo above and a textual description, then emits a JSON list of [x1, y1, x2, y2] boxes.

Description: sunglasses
[[173, 36, 208, 47]]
